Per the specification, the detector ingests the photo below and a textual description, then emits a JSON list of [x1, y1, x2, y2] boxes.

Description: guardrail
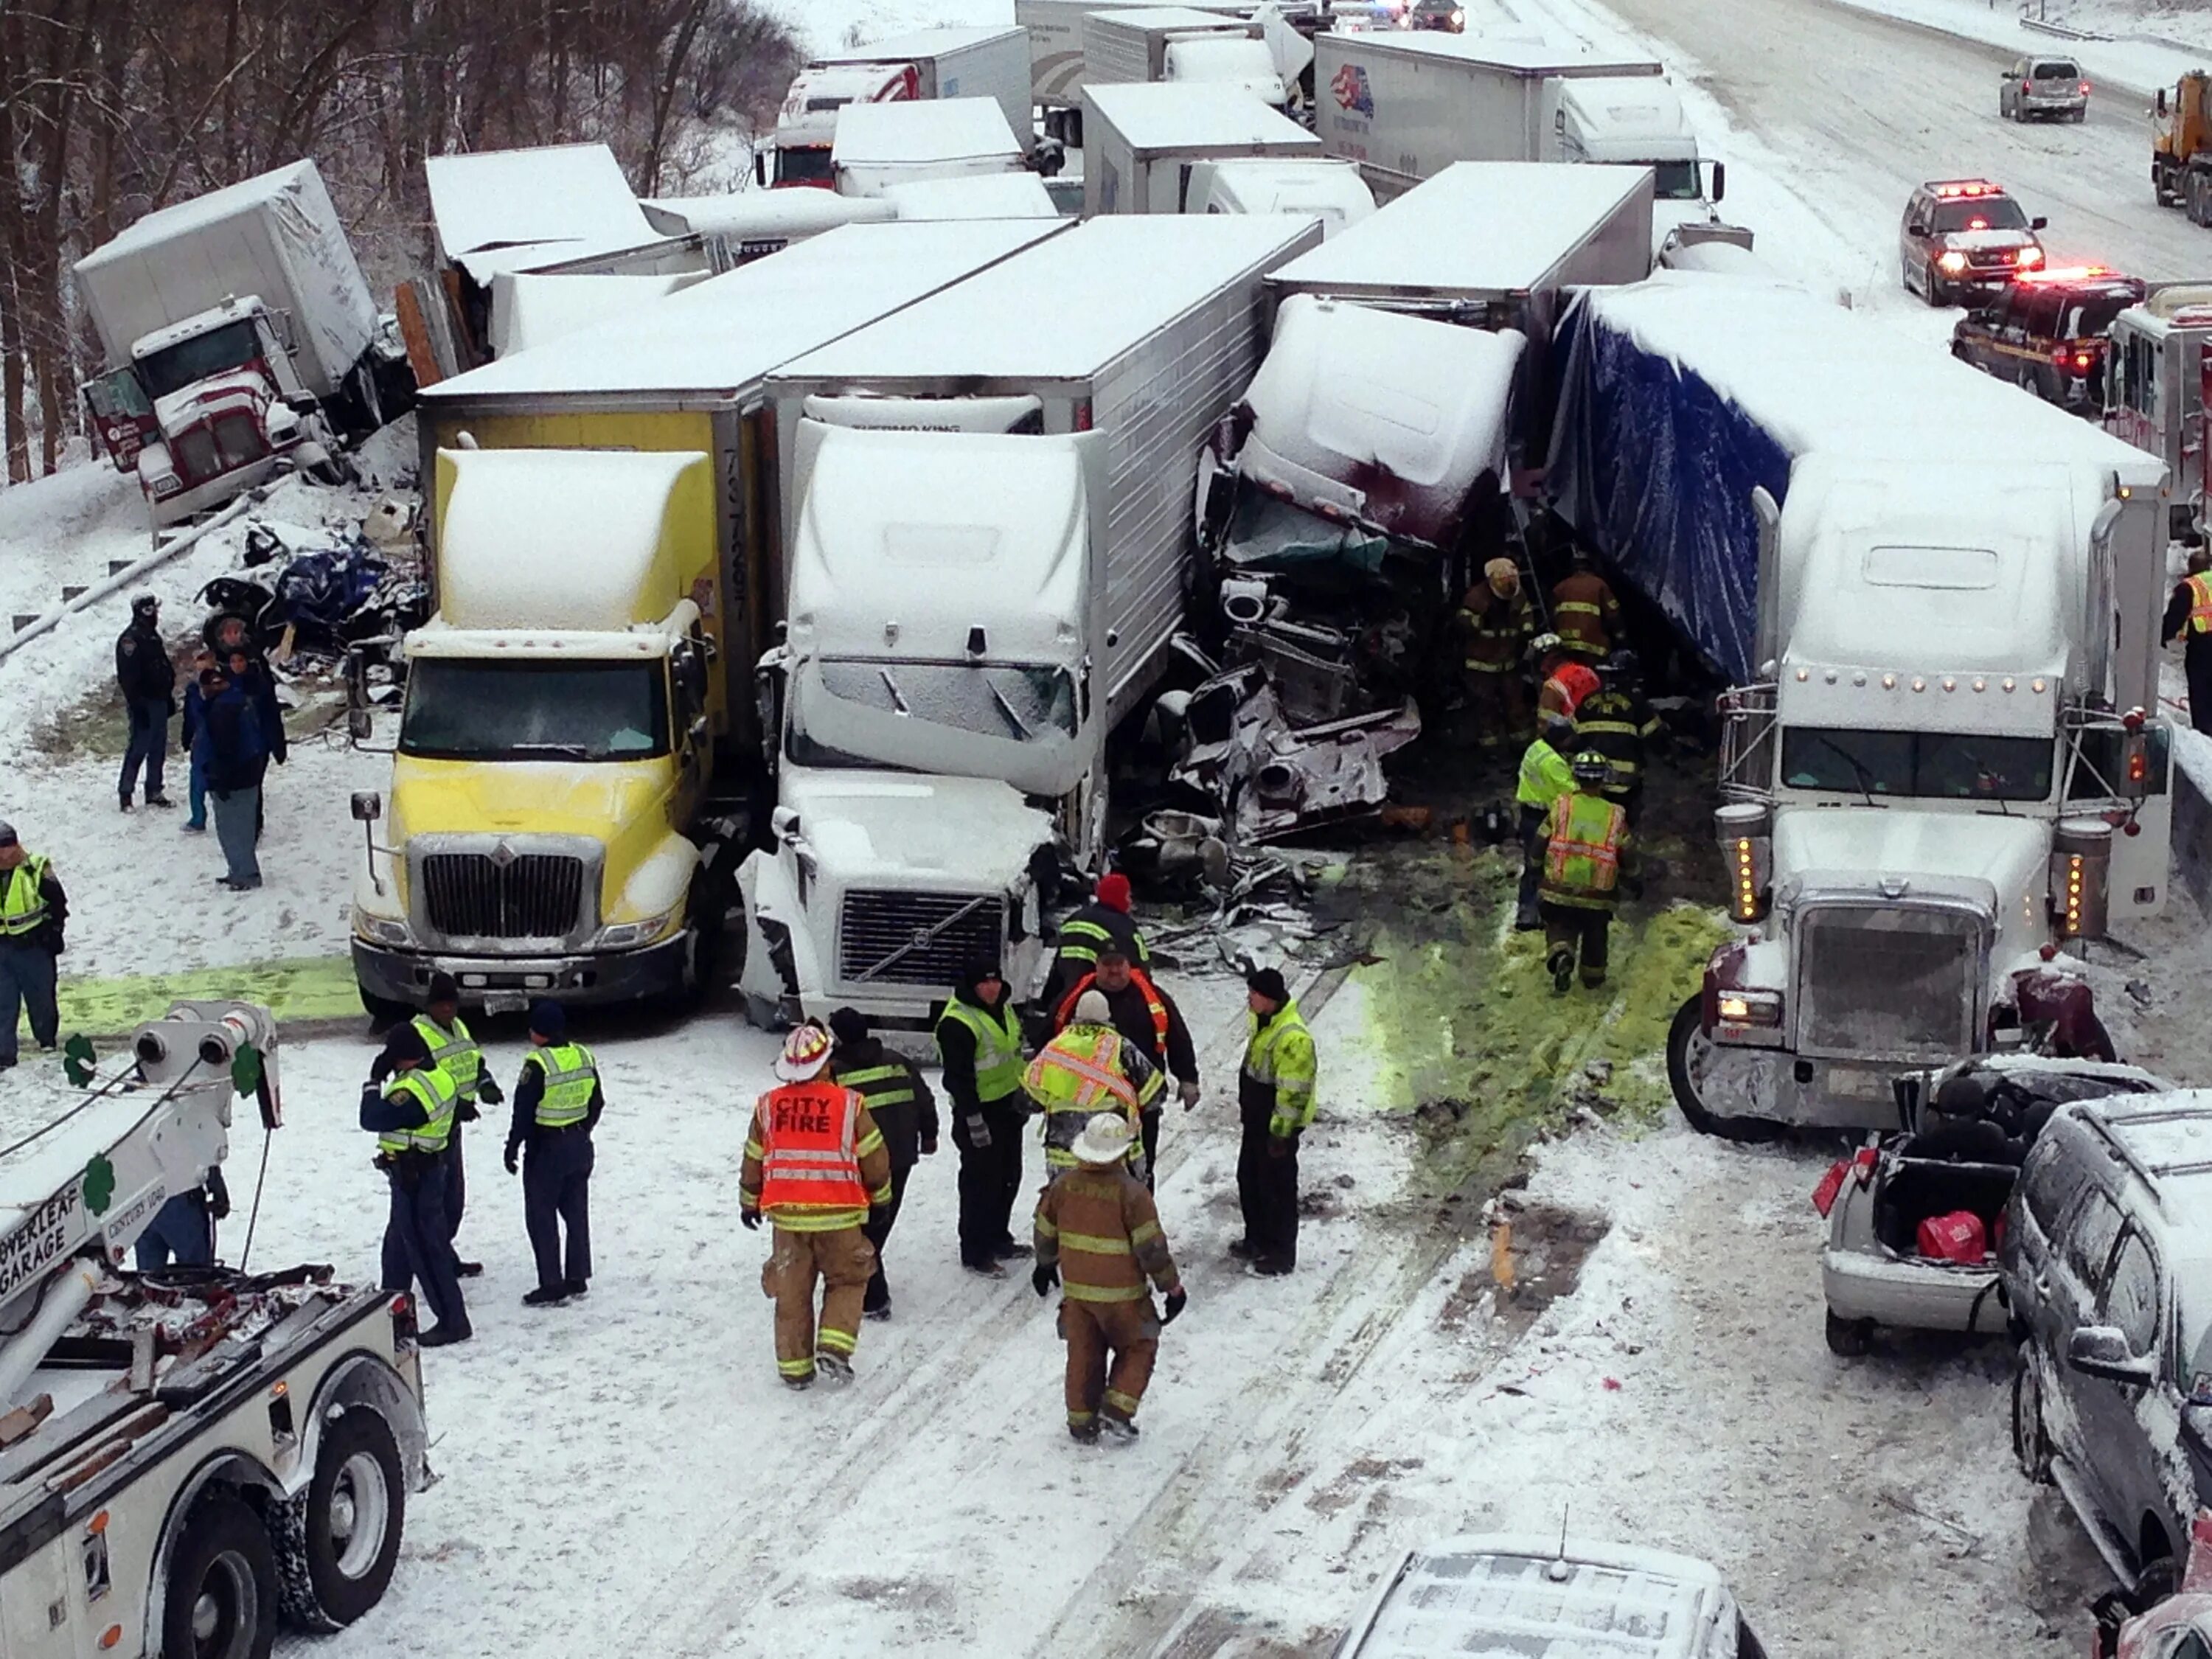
[[2020, 15, 2109, 41]]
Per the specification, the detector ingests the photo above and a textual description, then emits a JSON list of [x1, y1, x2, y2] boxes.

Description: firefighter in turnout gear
[[936, 956, 1032, 1277], [2164, 542, 2212, 735], [1571, 649, 1663, 822], [358, 1023, 470, 1346], [1551, 549, 1624, 663], [1455, 557, 1535, 750], [1540, 752, 1638, 995], [1513, 716, 1578, 931], [1032, 1113, 1187, 1444], [406, 972, 500, 1279], [829, 1006, 939, 1318], [504, 1000, 601, 1307], [1026, 990, 1158, 1183], [741, 1023, 894, 1388], [1053, 945, 1196, 1187], [1043, 870, 1150, 1009], [1235, 967, 1317, 1276]]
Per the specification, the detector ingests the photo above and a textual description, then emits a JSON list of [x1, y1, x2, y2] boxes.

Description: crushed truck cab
[[352, 447, 733, 1015]]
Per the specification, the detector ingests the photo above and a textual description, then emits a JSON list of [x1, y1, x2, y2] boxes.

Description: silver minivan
[[2001, 57, 2089, 122]]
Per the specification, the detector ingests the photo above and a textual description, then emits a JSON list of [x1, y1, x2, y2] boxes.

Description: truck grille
[[213, 411, 263, 468], [1796, 905, 1981, 1060], [174, 428, 218, 484], [838, 890, 1004, 988], [420, 852, 588, 941]]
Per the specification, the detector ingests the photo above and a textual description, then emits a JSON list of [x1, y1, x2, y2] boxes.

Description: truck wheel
[[272, 1409, 406, 1630], [678, 866, 735, 1010], [1667, 995, 1784, 1143], [2011, 1348, 2053, 1484], [1824, 1309, 1874, 1357], [161, 1493, 277, 1659], [2135, 1554, 2180, 1613]]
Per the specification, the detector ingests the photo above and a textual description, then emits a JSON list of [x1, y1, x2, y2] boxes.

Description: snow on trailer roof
[[420, 218, 1062, 403], [1270, 161, 1649, 298], [1084, 81, 1321, 153], [832, 99, 1023, 167], [425, 142, 656, 262], [1088, 6, 1262, 28], [778, 215, 1314, 383], [1330, 32, 1662, 75], [637, 191, 897, 240], [1582, 271, 2164, 484], [815, 24, 1021, 60], [880, 173, 1059, 220], [74, 160, 330, 269]]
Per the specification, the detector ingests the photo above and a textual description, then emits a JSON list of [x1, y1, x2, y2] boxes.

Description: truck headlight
[[353, 907, 412, 948], [597, 911, 675, 950], [1716, 990, 1784, 1028]]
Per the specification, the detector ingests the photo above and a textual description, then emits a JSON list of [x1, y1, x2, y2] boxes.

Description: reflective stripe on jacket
[[0, 856, 50, 939], [2191, 572, 2212, 633], [413, 1013, 482, 1102], [377, 1063, 460, 1155], [1025, 1026, 1148, 1172], [744, 1079, 891, 1229], [1054, 902, 1150, 972], [1540, 791, 1629, 911], [524, 1042, 598, 1128], [936, 996, 1026, 1104], [1242, 998, 1318, 1137], [1515, 740, 1575, 810], [1458, 590, 1534, 671], [1054, 970, 1169, 1051], [1033, 1166, 1180, 1304]]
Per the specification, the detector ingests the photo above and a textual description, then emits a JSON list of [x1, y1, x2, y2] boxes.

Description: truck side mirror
[[754, 151, 768, 187], [351, 790, 382, 823], [2158, 89, 2169, 116], [771, 805, 801, 843], [348, 706, 373, 742], [1906, 222, 1930, 238], [1710, 161, 1725, 204]]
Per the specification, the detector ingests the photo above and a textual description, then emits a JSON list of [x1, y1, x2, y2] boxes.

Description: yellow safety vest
[[1024, 1026, 1143, 1171], [1541, 791, 1628, 910], [524, 1043, 598, 1129], [0, 856, 50, 939], [377, 1063, 460, 1155], [412, 1013, 481, 1102], [936, 998, 1026, 1104], [2189, 572, 2212, 634]]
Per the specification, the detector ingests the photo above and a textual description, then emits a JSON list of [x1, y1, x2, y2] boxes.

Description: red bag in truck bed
[[1916, 1211, 1987, 1263]]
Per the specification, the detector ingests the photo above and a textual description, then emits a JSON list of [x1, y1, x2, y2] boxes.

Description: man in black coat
[[829, 1007, 939, 1319], [115, 594, 175, 811]]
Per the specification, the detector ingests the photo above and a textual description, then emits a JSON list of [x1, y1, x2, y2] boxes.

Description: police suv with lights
[[1951, 266, 2147, 414], [1901, 178, 2049, 307]]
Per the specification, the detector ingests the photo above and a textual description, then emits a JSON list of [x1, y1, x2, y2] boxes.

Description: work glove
[[741, 1208, 761, 1232], [964, 1113, 991, 1149], [1032, 1261, 1059, 1297], [456, 1099, 481, 1124], [1178, 1078, 1201, 1110], [1267, 1134, 1293, 1159], [1162, 1287, 1188, 1326], [478, 1077, 504, 1105], [503, 1144, 520, 1175], [921, 1137, 939, 1157], [206, 1186, 232, 1222]]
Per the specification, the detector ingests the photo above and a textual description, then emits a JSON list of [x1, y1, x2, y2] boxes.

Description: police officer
[[1236, 967, 1317, 1278], [936, 957, 1032, 1277], [829, 1006, 938, 1320], [359, 1024, 470, 1346], [0, 823, 66, 1071], [504, 999, 601, 1307], [411, 973, 501, 1279], [1538, 751, 1638, 995], [2164, 543, 2212, 735], [1571, 649, 1663, 823], [115, 593, 175, 812]]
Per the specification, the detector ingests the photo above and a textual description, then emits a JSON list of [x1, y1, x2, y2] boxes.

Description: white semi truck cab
[[1672, 457, 2171, 1134], [740, 423, 1106, 1039]]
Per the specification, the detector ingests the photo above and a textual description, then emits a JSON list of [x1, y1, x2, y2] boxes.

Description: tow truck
[[0, 1001, 428, 1658]]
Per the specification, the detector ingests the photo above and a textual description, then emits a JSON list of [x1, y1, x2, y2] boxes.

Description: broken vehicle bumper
[[352, 935, 687, 1012]]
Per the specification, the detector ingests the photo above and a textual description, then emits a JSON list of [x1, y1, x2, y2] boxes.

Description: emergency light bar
[[1928, 179, 2003, 198], [2013, 265, 2122, 284]]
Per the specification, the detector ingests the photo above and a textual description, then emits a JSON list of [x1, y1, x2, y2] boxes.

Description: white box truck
[[1313, 30, 1733, 251], [739, 215, 1321, 1039], [832, 99, 1029, 198], [1085, 7, 1290, 108], [1018, 0, 1253, 142], [765, 25, 1035, 189], [74, 160, 389, 525], [1083, 81, 1321, 215]]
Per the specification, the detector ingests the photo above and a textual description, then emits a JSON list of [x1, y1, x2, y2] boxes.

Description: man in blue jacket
[[202, 654, 269, 889]]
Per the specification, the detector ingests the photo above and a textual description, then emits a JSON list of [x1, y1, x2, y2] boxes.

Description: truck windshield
[[400, 659, 668, 762], [1650, 160, 1703, 201], [789, 659, 1079, 771], [1227, 484, 1399, 575], [775, 147, 835, 186], [1781, 726, 2054, 801], [137, 319, 261, 402]]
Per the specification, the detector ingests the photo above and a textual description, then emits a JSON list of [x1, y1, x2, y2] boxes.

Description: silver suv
[[2002, 1090, 2212, 1604], [2001, 56, 2089, 122]]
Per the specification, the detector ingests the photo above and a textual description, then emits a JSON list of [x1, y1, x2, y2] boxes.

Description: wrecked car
[[2096, 1511, 2212, 1655], [1815, 1055, 2167, 1356]]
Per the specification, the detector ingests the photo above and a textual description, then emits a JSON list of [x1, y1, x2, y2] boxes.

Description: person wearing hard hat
[[740, 1023, 894, 1389], [1032, 1113, 1186, 1445], [1454, 557, 1535, 751], [1538, 752, 1639, 995]]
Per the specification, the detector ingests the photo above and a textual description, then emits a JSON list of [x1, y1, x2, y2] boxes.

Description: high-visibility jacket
[[1458, 587, 1534, 672], [413, 1013, 483, 1103], [1054, 901, 1150, 973], [1242, 998, 1318, 1138], [1024, 1025, 1149, 1172], [0, 856, 52, 939], [832, 1038, 937, 1168], [742, 1079, 893, 1231], [1540, 790, 1630, 912], [377, 1062, 460, 1156], [936, 995, 1026, 1105], [1551, 570, 1622, 658], [2190, 572, 2212, 633], [1052, 972, 1171, 1110], [1515, 738, 1575, 811], [1573, 688, 1662, 791], [523, 1042, 599, 1129]]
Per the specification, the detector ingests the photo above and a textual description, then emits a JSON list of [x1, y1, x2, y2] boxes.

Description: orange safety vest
[[2190, 572, 2212, 634], [1054, 968, 1170, 1051], [753, 1079, 871, 1216], [1543, 791, 1627, 897]]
